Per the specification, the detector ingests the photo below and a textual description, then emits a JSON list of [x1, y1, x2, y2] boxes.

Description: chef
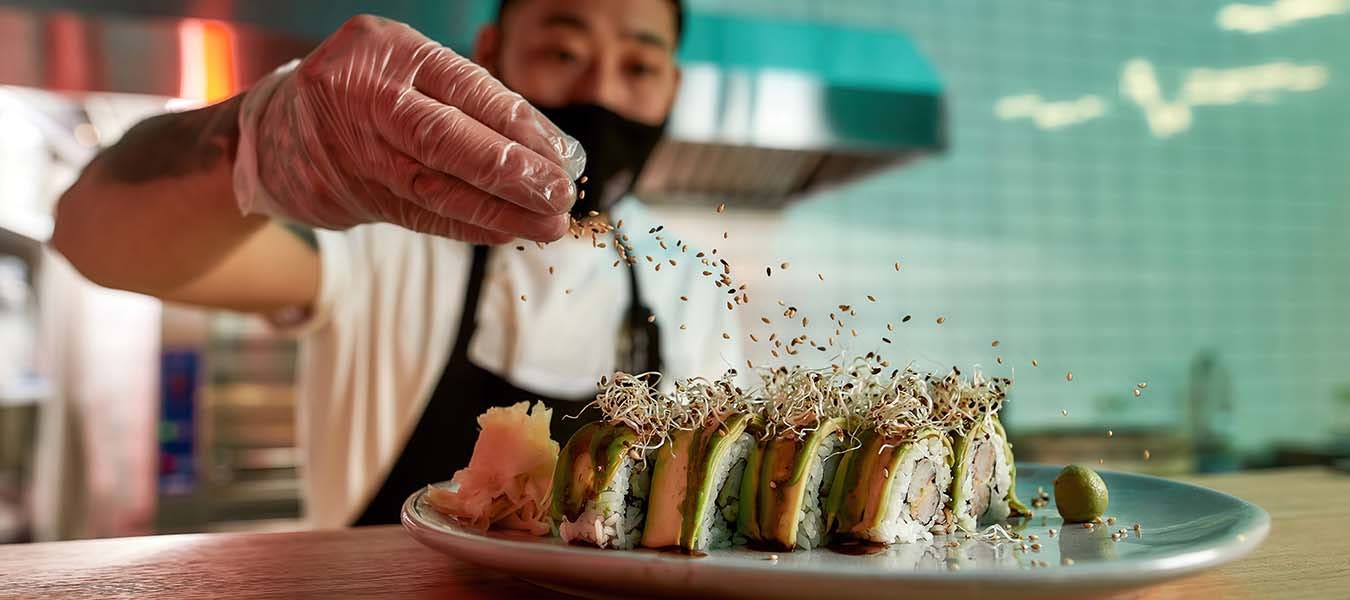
[[51, 0, 743, 528]]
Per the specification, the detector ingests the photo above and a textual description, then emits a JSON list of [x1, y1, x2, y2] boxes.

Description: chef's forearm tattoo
[[97, 95, 243, 183]]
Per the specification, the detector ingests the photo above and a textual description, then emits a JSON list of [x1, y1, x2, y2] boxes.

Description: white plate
[[402, 464, 1268, 599]]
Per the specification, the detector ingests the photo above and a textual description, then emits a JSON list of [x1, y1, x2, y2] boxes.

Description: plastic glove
[[233, 15, 585, 244]]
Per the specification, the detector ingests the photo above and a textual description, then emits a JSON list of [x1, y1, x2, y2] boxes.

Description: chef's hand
[[233, 15, 585, 244]]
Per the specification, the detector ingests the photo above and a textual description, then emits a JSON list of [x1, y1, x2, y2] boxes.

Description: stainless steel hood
[[0, 2, 945, 208]]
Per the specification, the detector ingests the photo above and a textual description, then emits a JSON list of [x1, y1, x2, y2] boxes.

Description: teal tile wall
[[692, 0, 1350, 454]]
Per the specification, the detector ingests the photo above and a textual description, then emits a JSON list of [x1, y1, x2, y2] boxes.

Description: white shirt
[[283, 199, 745, 529]]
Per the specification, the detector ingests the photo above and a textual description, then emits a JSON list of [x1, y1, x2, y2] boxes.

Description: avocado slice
[[993, 416, 1031, 517], [640, 429, 696, 548], [680, 413, 753, 550], [740, 417, 845, 550], [549, 422, 640, 523]]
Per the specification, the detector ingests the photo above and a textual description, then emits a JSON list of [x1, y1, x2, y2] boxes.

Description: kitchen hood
[[0, 1, 946, 209]]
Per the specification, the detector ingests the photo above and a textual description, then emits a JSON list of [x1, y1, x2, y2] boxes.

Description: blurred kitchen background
[[0, 0, 1346, 543]]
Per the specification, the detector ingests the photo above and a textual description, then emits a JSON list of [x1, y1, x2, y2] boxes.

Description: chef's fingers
[[377, 198, 516, 245], [383, 155, 569, 242], [376, 89, 577, 216], [411, 42, 586, 181]]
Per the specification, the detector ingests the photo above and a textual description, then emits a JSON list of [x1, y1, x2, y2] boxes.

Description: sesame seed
[[766, 554, 779, 561], [780, 261, 790, 269], [519, 294, 527, 302], [902, 315, 912, 322], [716, 203, 726, 214], [654, 263, 661, 271], [1031, 359, 1039, 367], [1107, 430, 1114, 437], [1062, 558, 1074, 566], [1061, 409, 1069, 416], [936, 316, 946, 324], [768, 481, 777, 489], [749, 334, 759, 342], [996, 356, 1003, 364], [894, 262, 902, 271], [1138, 382, 1148, 388], [647, 314, 656, 323], [1143, 449, 1151, 460], [886, 323, 894, 332], [723, 232, 728, 239], [722, 332, 731, 340], [817, 273, 825, 281], [680, 324, 687, 330], [614, 218, 622, 228], [850, 329, 858, 337], [1133, 523, 1141, 531], [645, 256, 653, 263], [726, 302, 734, 310], [564, 289, 572, 294], [765, 266, 772, 277], [1107, 517, 1116, 525], [866, 295, 876, 302], [1031, 543, 1041, 552], [548, 266, 555, 275], [680, 296, 688, 301], [761, 317, 772, 325], [579, 175, 589, 184], [1048, 528, 1057, 537], [1083, 522, 1093, 529], [1134, 388, 1142, 397], [882, 337, 892, 344], [1066, 371, 1074, 382], [1028, 534, 1039, 542]]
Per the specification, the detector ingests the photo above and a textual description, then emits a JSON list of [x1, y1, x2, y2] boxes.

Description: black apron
[[353, 244, 662, 525]]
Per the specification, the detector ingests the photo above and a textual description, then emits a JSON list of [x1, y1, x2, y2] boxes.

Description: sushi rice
[[854, 435, 952, 544], [691, 432, 756, 550]]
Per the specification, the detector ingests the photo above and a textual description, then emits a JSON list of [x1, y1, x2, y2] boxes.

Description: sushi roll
[[931, 370, 1030, 532], [826, 366, 952, 545], [642, 374, 758, 552], [825, 426, 952, 545], [550, 421, 652, 549], [738, 368, 851, 551], [550, 373, 670, 549]]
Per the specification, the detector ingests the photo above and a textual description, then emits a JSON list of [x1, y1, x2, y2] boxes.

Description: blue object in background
[[158, 350, 199, 495]]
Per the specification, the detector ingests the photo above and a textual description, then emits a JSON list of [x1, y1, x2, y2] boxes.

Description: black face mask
[[536, 104, 666, 217]]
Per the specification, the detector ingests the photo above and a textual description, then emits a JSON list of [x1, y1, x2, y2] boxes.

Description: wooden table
[[1, 468, 1345, 599]]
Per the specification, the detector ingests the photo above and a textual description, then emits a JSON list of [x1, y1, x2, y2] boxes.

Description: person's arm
[[51, 96, 321, 313], [52, 15, 585, 316]]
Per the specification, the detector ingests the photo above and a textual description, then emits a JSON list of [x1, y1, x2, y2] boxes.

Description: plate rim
[[401, 464, 1270, 588]]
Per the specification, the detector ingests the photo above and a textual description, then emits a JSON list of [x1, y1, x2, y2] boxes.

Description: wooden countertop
[[1, 468, 1345, 599]]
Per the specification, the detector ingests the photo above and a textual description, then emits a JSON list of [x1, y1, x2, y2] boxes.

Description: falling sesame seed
[[1062, 558, 1074, 566], [727, 302, 734, 310], [992, 340, 1000, 347], [850, 329, 858, 337], [766, 267, 772, 277], [520, 295, 527, 302], [647, 314, 656, 323], [1133, 388, 1142, 397], [1066, 371, 1074, 382], [894, 262, 902, 271], [722, 332, 731, 340], [1138, 382, 1148, 389], [886, 323, 894, 332], [578, 190, 587, 199], [1061, 409, 1069, 416], [780, 261, 790, 270], [1083, 522, 1094, 529], [760, 317, 772, 325], [1048, 529, 1057, 537], [579, 175, 589, 184], [614, 218, 622, 228], [867, 295, 876, 302], [749, 334, 759, 342], [768, 481, 777, 489], [818, 273, 825, 281], [702, 271, 713, 276], [747, 359, 754, 369], [802, 317, 810, 327], [1028, 534, 1039, 542], [902, 315, 912, 322], [1107, 430, 1114, 438], [655, 263, 661, 271], [936, 316, 946, 324], [588, 210, 599, 217], [645, 256, 654, 263], [1031, 543, 1041, 552], [612, 260, 621, 268], [1143, 449, 1151, 460], [680, 324, 688, 330], [716, 203, 726, 214], [1032, 359, 1039, 367], [1107, 517, 1117, 525], [1133, 523, 1141, 531], [565, 289, 572, 294], [996, 356, 1003, 364], [766, 554, 779, 561], [882, 337, 892, 344]]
